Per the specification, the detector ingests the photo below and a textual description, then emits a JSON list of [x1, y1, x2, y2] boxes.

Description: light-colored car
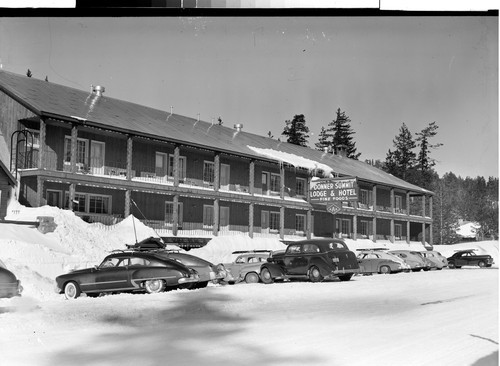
[[420, 250, 448, 270], [0, 259, 23, 298], [217, 251, 271, 284], [389, 250, 428, 272], [356, 250, 409, 274]]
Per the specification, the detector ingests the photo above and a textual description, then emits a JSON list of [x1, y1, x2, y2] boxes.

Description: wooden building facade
[[0, 70, 434, 244]]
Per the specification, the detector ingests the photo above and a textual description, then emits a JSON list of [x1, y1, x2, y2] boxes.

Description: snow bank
[[1, 199, 498, 301]]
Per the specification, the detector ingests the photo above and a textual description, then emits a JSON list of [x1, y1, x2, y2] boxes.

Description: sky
[[0, 15, 498, 179]]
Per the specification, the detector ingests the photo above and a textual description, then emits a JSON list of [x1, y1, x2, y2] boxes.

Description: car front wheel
[[64, 281, 81, 300], [308, 266, 323, 282], [478, 261, 486, 268], [144, 279, 166, 294], [379, 265, 391, 274], [260, 267, 274, 284], [245, 272, 260, 284]]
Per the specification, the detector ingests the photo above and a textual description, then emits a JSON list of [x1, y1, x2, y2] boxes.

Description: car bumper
[[177, 274, 199, 285], [0, 281, 23, 298]]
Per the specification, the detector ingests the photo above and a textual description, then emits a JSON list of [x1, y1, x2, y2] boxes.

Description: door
[[46, 190, 62, 208], [261, 210, 269, 234], [90, 141, 105, 175], [95, 257, 130, 291], [220, 206, 230, 231], [284, 244, 309, 275], [220, 164, 230, 188], [262, 172, 269, 194]]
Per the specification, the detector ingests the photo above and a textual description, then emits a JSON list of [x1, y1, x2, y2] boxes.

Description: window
[[64, 136, 89, 166], [295, 214, 306, 232], [270, 173, 281, 192], [287, 244, 301, 254], [88, 194, 111, 214], [167, 155, 187, 180], [203, 205, 214, 227], [165, 201, 183, 225], [359, 189, 372, 206], [336, 218, 350, 235], [269, 211, 280, 231], [65, 192, 111, 214], [203, 161, 215, 183], [296, 178, 306, 196]]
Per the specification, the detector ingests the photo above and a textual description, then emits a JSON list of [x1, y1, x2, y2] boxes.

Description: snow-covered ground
[[0, 201, 498, 366]]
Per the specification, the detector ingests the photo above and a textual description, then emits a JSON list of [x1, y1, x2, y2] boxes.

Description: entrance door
[[262, 172, 269, 194], [261, 210, 269, 234], [90, 141, 105, 175], [220, 206, 230, 231]]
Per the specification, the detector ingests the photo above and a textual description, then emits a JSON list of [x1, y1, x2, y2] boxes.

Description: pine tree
[[329, 108, 360, 159], [281, 114, 310, 147], [314, 127, 331, 151], [384, 123, 416, 181], [431, 173, 461, 244], [415, 122, 442, 188], [26, 69, 32, 77]]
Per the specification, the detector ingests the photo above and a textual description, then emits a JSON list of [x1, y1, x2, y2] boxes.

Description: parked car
[[216, 251, 271, 284], [0, 259, 23, 298], [260, 239, 360, 283], [55, 251, 199, 299], [127, 237, 220, 288], [388, 250, 428, 272], [356, 250, 406, 274], [413, 251, 437, 271], [420, 250, 448, 269], [447, 250, 494, 269]]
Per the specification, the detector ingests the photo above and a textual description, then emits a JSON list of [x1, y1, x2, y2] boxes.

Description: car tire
[[478, 261, 486, 268], [308, 266, 323, 282], [339, 274, 353, 281], [379, 265, 391, 274], [144, 279, 166, 294], [448, 262, 455, 269], [245, 272, 260, 284], [260, 267, 274, 284], [64, 281, 81, 300]]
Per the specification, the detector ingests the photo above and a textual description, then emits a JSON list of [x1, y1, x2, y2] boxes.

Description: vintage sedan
[[356, 250, 406, 274], [217, 251, 271, 284], [420, 250, 448, 269], [0, 259, 23, 298], [260, 239, 360, 283], [447, 250, 494, 268], [388, 250, 428, 272], [127, 237, 220, 288], [55, 251, 199, 299]]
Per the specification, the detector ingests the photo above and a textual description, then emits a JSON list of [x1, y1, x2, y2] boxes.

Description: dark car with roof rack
[[447, 249, 494, 269], [55, 250, 199, 299], [260, 239, 360, 283], [126, 237, 221, 288]]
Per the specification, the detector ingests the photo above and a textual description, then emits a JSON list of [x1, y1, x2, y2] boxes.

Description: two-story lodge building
[[0, 70, 434, 247]]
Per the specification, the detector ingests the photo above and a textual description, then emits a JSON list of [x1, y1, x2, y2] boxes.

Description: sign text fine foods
[[309, 177, 358, 203]]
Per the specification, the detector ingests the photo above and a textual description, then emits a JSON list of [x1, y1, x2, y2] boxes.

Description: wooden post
[[406, 220, 410, 244], [248, 203, 254, 238], [421, 222, 426, 245], [213, 199, 219, 236], [173, 194, 179, 236], [126, 136, 133, 181], [70, 124, 77, 173], [124, 190, 131, 217], [279, 206, 285, 240], [214, 153, 220, 192], [36, 176, 43, 207], [280, 163, 285, 199], [306, 209, 312, 239], [390, 219, 395, 243], [174, 145, 180, 187], [68, 183, 75, 211], [38, 118, 46, 169], [249, 160, 255, 195]]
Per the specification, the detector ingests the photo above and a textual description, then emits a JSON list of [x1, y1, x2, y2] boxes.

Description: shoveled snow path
[[1, 268, 497, 366]]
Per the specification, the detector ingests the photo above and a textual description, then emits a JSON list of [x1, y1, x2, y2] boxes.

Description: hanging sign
[[309, 177, 358, 203], [326, 202, 342, 214]]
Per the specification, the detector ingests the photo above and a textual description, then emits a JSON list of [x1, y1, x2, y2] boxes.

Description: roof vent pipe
[[234, 123, 243, 132], [91, 85, 105, 96]]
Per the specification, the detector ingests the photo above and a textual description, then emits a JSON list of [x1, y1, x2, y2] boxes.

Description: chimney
[[234, 123, 243, 132], [334, 144, 347, 157], [91, 85, 105, 96]]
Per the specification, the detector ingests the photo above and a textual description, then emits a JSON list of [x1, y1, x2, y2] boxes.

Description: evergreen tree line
[[279, 109, 498, 244]]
